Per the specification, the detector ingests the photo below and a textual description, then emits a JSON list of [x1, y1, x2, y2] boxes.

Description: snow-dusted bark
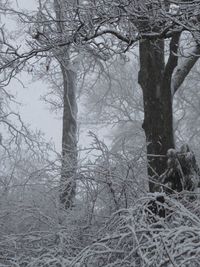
[[54, 0, 78, 209], [172, 45, 200, 95], [59, 60, 77, 210]]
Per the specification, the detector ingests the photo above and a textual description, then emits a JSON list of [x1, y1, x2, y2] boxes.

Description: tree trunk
[[138, 39, 175, 192], [54, 0, 78, 209], [59, 63, 77, 209]]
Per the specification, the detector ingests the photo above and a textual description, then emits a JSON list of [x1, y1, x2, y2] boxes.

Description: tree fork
[[138, 39, 175, 192]]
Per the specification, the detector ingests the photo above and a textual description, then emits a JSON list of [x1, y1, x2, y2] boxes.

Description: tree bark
[[138, 32, 200, 193], [59, 62, 77, 209], [172, 45, 200, 95], [138, 39, 175, 192], [54, 0, 78, 209]]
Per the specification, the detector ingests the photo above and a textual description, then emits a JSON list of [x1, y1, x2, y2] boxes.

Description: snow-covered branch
[[172, 44, 200, 95]]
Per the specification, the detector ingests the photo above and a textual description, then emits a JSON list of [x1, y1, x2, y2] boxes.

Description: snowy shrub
[[0, 207, 89, 267], [71, 194, 200, 267]]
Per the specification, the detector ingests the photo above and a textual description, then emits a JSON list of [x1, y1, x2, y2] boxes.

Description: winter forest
[[1, 0, 200, 266]]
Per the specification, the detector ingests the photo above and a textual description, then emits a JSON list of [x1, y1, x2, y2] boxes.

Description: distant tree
[[0, 0, 79, 209], [53, 0, 77, 210]]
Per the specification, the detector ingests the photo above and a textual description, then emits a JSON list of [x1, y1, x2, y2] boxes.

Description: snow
[[169, 4, 180, 16]]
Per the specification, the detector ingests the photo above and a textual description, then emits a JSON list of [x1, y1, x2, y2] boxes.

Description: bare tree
[[53, 0, 77, 210], [70, 0, 200, 192], [1, 0, 200, 195], [0, 0, 79, 209]]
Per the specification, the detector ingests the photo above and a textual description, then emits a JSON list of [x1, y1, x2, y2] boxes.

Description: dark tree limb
[[164, 33, 181, 78]]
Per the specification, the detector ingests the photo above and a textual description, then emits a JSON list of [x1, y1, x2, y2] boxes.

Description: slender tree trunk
[[54, 0, 78, 209], [138, 39, 175, 192], [59, 63, 77, 209]]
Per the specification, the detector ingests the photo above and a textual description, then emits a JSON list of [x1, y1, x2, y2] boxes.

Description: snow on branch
[[172, 44, 200, 95], [160, 144, 200, 194], [72, 194, 200, 267]]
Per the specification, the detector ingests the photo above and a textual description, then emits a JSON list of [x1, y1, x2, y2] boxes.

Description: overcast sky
[[9, 74, 62, 151], [6, 0, 105, 154], [6, 0, 62, 151]]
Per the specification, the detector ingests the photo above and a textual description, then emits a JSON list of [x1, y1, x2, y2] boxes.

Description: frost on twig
[[160, 144, 200, 195], [72, 194, 200, 267]]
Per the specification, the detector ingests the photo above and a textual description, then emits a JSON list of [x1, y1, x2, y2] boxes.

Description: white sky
[[5, 0, 105, 153], [15, 0, 38, 10], [5, 0, 62, 152], [10, 73, 62, 151]]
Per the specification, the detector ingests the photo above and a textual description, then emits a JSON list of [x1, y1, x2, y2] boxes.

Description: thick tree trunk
[[59, 63, 77, 209], [138, 39, 175, 192]]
